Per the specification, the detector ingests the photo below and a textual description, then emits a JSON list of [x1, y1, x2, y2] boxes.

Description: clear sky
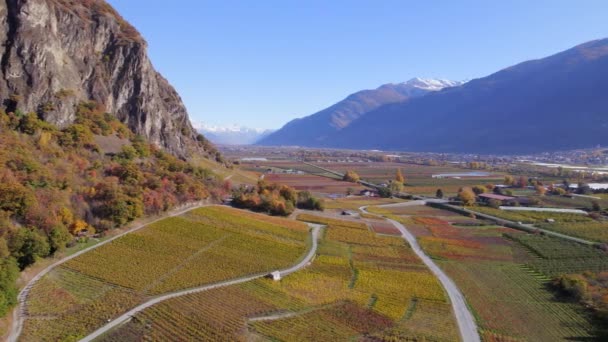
[[107, 0, 607, 130]]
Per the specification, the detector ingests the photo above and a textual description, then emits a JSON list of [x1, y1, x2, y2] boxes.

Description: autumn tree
[[536, 185, 547, 196], [517, 176, 528, 188], [457, 187, 476, 206], [395, 169, 405, 183], [343, 170, 360, 183], [472, 185, 487, 195], [389, 181, 404, 194], [504, 175, 515, 186]]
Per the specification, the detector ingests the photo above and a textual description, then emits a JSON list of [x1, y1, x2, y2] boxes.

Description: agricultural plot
[[507, 233, 608, 277], [21, 206, 310, 342], [473, 206, 593, 224], [101, 215, 459, 341], [324, 162, 503, 196], [444, 261, 595, 341], [323, 196, 405, 211], [369, 221, 401, 235], [371, 203, 600, 340], [537, 221, 608, 243], [263, 173, 365, 195]]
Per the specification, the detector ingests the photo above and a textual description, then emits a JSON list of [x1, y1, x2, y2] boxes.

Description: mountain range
[[258, 78, 463, 147], [259, 39, 608, 154], [194, 122, 274, 145]]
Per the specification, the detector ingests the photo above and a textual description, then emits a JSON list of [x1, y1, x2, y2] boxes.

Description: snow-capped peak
[[192, 122, 268, 134], [404, 77, 465, 91]]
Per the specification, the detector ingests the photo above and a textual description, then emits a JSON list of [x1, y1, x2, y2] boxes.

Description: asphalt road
[[361, 204, 480, 342]]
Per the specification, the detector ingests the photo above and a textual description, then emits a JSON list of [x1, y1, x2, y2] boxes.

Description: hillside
[[0, 0, 202, 156], [0, 0, 229, 322], [0, 101, 227, 318], [257, 78, 462, 146], [302, 39, 608, 154]]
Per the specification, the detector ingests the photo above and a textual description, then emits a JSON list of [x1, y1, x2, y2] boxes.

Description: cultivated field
[[20, 206, 310, 341], [99, 214, 460, 341], [370, 202, 600, 340], [263, 173, 365, 195]]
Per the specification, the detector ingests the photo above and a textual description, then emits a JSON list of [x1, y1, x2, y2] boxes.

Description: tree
[[343, 170, 360, 183], [517, 176, 528, 188], [504, 175, 515, 186], [436, 189, 444, 199], [8, 228, 50, 269], [535, 185, 547, 196], [378, 187, 392, 198], [395, 169, 405, 183], [472, 185, 486, 195], [552, 187, 567, 196], [577, 182, 592, 195], [0, 254, 19, 316], [49, 224, 72, 254], [457, 187, 476, 206], [488, 199, 502, 209], [389, 181, 404, 194]]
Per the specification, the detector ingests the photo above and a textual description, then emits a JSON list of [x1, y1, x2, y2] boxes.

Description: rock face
[[0, 0, 198, 156]]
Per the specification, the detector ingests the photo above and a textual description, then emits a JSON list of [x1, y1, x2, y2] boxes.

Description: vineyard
[[99, 214, 459, 341], [537, 221, 608, 243], [473, 206, 593, 224], [324, 196, 404, 211], [20, 206, 310, 341], [371, 202, 600, 340], [442, 261, 594, 341], [506, 233, 608, 277]]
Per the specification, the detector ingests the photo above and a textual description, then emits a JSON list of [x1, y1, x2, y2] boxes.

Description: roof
[[478, 193, 515, 201]]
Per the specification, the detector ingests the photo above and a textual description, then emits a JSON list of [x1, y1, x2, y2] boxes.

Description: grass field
[[21, 206, 310, 342], [99, 215, 460, 341]]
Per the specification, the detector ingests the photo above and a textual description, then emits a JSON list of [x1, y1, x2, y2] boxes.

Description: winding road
[[8, 201, 208, 342], [361, 204, 480, 342], [79, 224, 321, 342]]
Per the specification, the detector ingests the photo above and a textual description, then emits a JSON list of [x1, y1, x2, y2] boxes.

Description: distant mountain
[[261, 38, 608, 154], [327, 38, 608, 154], [194, 123, 274, 145], [257, 78, 464, 146]]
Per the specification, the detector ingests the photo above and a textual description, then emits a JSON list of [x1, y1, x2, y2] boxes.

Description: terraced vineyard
[[99, 215, 460, 341], [20, 206, 310, 341]]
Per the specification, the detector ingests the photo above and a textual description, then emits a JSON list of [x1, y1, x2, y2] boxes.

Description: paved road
[[8, 201, 207, 342], [361, 204, 480, 342], [79, 224, 321, 342]]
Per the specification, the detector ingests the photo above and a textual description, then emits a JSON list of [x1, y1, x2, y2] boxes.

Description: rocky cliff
[[0, 0, 199, 156]]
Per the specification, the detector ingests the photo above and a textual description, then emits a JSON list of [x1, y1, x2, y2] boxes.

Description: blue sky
[[107, 0, 607, 130]]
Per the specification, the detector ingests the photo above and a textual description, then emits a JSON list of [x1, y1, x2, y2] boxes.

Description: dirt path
[[79, 224, 321, 342], [8, 201, 208, 342], [360, 204, 480, 342]]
